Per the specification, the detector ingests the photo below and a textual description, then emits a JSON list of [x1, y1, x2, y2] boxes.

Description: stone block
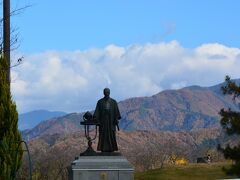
[[71, 155, 134, 180]]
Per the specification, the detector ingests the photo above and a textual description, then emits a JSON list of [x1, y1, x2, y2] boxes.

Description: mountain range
[[22, 80, 240, 140], [19, 110, 66, 130]]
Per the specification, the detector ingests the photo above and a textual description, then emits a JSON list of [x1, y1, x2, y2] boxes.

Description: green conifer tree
[[219, 76, 240, 177], [0, 54, 22, 179]]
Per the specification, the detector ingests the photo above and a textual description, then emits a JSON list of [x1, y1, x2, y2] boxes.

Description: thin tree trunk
[[3, 0, 11, 85]]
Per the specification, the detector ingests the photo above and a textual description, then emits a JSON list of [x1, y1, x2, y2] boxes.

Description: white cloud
[[11, 41, 240, 113]]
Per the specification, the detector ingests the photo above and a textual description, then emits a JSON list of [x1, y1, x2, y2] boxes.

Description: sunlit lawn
[[135, 162, 238, 180]]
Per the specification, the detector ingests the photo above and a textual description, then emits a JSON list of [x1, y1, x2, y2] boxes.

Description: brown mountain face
[[119, 85, 238, 131], [22, 81, 239, 140], [28, 129, 221, 157], [22, 113, 83, 140]]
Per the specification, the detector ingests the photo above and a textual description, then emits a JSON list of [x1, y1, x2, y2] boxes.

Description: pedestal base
[[71, 155, 134, 180]]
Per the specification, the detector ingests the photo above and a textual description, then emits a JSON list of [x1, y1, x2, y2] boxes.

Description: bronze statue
[[94, 88, 121, 152]]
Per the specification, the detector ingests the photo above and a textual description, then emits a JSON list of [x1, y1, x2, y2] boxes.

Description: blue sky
[[7, 0, 240, 113], [12, 0, 240, 53]]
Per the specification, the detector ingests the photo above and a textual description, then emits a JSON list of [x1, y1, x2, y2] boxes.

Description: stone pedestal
[[71, 154, 134, 180]]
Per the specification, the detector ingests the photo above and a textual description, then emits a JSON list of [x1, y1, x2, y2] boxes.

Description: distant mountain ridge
[[22, 80, 240, 140], [19, 110, 67, 130]]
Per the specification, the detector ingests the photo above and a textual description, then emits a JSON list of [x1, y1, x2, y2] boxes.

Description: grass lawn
[[135, 162, 238, 180]]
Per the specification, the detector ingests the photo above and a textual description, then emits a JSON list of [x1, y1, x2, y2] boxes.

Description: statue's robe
[[94, 97, 121, 152]]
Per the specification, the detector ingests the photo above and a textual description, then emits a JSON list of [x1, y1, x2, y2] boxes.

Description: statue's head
[[103, 88, 110, 98]]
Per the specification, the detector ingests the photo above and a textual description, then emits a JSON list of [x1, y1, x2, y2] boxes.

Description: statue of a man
[[94, 88, 121, 152]]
